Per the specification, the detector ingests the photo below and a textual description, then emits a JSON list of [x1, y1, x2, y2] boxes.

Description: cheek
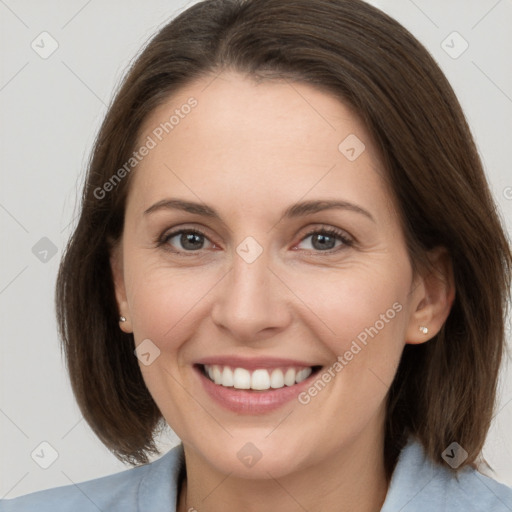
[[126, 259, 221, 346], [290, 265, 409, 401], [289, 264, 409, 347]]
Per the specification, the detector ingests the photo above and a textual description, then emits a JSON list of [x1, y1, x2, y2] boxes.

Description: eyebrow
[[143, 198, 375, 222]]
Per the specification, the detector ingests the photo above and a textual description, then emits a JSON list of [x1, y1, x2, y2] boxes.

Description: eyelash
[[156, 226, 354, 257]]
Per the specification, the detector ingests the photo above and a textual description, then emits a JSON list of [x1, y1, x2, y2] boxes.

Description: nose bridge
[[231, 246, 271, 301], [210, 238, 291, 338]]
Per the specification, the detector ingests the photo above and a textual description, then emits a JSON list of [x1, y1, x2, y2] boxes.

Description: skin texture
[[110, 71, 455, 512]]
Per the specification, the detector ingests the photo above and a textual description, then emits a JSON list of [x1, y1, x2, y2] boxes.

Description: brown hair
[[55, 0, 511, 478]]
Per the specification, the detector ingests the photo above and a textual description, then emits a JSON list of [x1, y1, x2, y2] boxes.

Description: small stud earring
[[419, 326, 429, 334], [119, 316, 126, 322]]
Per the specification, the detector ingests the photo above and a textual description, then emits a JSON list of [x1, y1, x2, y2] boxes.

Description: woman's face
[[111, 71, 432, 478]]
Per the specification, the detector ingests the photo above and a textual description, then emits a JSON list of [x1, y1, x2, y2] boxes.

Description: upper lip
[[195, 355, 321, 370]]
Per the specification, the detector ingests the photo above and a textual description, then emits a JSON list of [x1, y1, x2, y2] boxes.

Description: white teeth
[[270, 369, 285, 388], [203, 364, 315, 390], [221, 366, 234, 387], [284, 368, 296, 386], [233, 368, 251, 389], [295, 367, 312, 383], [251, 369, 271, 390], [212, 365, 223, 385]]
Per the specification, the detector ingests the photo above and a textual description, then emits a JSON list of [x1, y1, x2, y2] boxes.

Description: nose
[[210, 246, 292, 343]]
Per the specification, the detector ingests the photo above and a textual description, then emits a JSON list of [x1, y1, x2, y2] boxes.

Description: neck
[[177, 424, 390, 512]]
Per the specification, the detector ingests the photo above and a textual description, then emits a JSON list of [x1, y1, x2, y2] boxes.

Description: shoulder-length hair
[[55, 0, 511, 478]]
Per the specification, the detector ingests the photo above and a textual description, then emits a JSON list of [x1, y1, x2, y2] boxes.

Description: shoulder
[[0, 443, 185, 512], [381, 436, 512, 512]]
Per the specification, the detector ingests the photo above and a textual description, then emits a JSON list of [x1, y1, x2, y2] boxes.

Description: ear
[[405, 246, 455, 344], [109, 238, 133, 334]]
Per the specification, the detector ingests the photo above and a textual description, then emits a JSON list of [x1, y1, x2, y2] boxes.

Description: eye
[[295, 227, 353, 253], [157, 226, 353, 256], [159, 229, 215, 253]]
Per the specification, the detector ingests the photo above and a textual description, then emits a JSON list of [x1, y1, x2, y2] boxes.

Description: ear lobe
[[109, 240, 133, 333], [405, 247, 455, 345]]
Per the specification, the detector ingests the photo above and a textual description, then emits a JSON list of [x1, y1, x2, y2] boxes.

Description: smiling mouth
[[197, 364, 322, 391]]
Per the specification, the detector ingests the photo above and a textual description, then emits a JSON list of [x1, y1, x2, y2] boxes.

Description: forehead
[[127, 71, 392, 219]]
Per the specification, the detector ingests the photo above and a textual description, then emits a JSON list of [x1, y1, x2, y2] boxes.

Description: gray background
[[1, 0, 511, 499]]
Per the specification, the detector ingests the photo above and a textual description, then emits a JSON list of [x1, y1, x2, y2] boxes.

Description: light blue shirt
[[1, 436, 511, 511]]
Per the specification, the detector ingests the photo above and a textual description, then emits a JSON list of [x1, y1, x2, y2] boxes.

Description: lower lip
[[195, 365, 320, 414]]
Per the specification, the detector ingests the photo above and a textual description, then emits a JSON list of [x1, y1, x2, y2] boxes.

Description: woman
[[1, 0, 511, 510]]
